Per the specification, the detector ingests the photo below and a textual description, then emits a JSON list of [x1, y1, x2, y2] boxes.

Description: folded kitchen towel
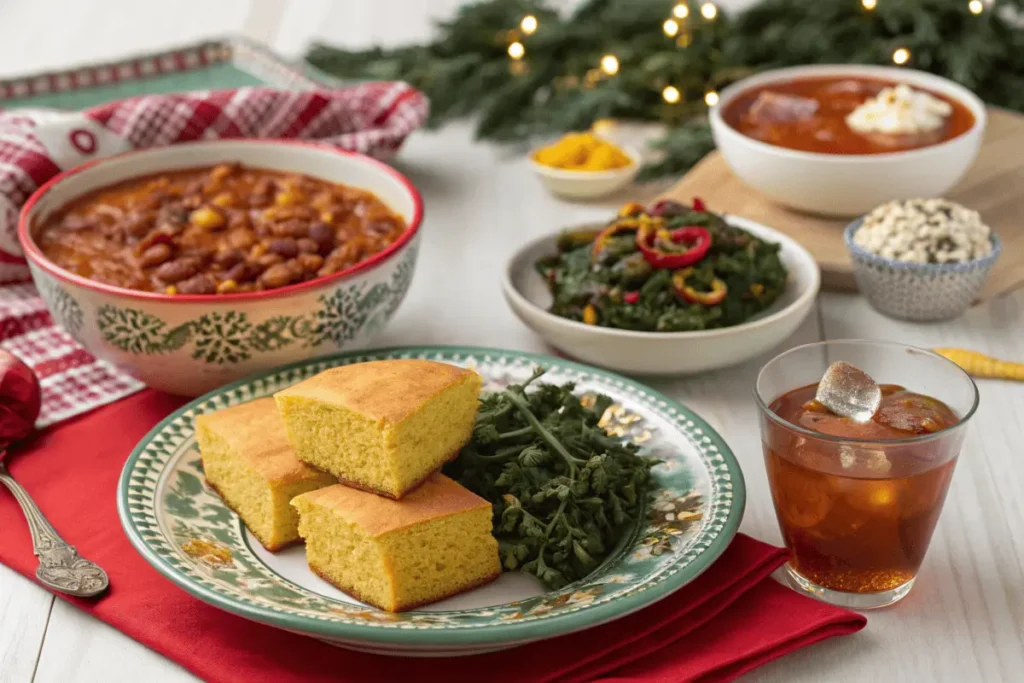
[[0, 390, 867, 683]]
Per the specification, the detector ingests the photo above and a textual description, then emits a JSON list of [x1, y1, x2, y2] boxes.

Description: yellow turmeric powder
[[933, 348, 1024, 381], [533, 132, 632, 171]]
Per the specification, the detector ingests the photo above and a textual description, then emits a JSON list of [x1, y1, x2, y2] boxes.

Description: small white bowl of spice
[[529, 132, 641, 199], [844, 198, 1000, 321]]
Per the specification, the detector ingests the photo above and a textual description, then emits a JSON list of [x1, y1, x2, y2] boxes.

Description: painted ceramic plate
[[118, 346, 745, 656]]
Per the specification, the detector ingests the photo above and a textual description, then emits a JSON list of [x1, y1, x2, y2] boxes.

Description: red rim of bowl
[[17, 139, 424, 303]]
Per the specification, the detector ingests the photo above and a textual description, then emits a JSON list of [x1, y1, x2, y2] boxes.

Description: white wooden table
[[0, 1, 1022, 681]]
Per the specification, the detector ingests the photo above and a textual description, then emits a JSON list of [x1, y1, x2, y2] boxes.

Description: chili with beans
[[36, 163, 407, 295]]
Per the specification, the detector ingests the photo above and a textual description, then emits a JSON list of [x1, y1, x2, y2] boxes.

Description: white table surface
[[0, 1, 1022, 681]]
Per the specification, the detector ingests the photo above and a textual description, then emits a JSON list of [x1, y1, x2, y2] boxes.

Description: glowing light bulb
[[663, 19, 680, 36], [862, 0, 877, 9], [520, 15, 538, 34], [662, 86, 681, 103], [704, 90, 720, 106], [673, 3, 690, 18], [600, 54, 620, 76], [968, 0, 983, 14], [700, 3, 717, 20], [892, 47, 910, 65], [508, 42, 525, 60]]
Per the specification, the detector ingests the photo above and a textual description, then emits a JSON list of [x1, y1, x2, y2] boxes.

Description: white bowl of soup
[[709, 65, 985, 216]]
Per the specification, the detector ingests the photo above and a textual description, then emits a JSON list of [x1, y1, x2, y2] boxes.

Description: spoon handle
[[0, 461, 109, 597]]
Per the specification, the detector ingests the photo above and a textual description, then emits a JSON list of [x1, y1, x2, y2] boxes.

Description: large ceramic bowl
[[502, 215, 820, 375], [709, 65, 986, 217], [18, 140, 422, 396]]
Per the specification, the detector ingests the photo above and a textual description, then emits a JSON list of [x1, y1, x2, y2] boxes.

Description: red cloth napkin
[[0, 390, 866, 682]]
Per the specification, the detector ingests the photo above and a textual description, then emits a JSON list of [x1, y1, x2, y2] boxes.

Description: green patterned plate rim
[[117, 346, 746, 648]]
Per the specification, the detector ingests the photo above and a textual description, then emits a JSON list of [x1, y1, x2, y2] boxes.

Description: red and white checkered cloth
[[0, 82, 428, 426], [0, 284, 143, 427]]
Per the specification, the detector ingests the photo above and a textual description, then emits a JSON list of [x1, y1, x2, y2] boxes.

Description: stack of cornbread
[[196, 359, 501, 612]]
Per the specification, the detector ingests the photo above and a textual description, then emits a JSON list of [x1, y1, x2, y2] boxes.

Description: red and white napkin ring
[[0, 82, 429, 282]]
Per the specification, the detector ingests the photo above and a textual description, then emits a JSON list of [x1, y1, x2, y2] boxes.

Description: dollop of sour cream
[[845, 83, 953, 136]]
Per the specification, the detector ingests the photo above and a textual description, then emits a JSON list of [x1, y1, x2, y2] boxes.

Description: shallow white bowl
[[502, 215, 820, 375], [709, 64, 986, 217], [529, 145, 641, 199], [19, 140, 422, 396]]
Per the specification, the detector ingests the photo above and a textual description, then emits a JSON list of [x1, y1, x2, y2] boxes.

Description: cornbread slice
[[291, 474, 501, 611], [196, 398, 336, 551], [274, 360, 482, 499]]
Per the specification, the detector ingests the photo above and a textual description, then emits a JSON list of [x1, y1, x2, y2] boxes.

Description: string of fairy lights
[[505, 1, 994, 107]]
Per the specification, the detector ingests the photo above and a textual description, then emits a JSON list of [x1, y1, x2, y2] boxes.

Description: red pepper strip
[[672, 267, 727, 306], [636, 224, 712, 269], [623, 291, 640, 304], [591, 219, 640, 261], [692, 197, 706, 212]]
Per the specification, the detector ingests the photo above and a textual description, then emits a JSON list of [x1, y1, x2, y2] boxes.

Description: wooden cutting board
[[662, 108, 1024, 298]]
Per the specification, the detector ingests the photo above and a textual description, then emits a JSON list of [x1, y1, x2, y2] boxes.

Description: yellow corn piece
[[189, 206, 225, 230], [583, 304, 598, 325], [933, 348, 1024, 381]]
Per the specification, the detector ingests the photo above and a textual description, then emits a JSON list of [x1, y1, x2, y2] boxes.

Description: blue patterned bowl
[[844, 218, 1000, 322], [19, 140, 422, 396]]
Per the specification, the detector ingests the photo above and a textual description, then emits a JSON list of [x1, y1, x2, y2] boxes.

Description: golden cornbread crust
[[196, 398, 328, 486], [204, 479, 301, 553], [274, 359, 480, 426], [309, 564, 501, 613], [297, 474, 492, 537]]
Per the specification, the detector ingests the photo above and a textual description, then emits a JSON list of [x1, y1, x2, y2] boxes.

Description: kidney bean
[[308, 222, 335, 253], [175, 273, 216, 295], [268, 238, 298, 258], [227, 228, 256, 250], [139, 243, 173, 268], [214, 248, 245, 268], [136, 228, 176, 253], [259, 263, 296, 289], [296, 253, 324, 274], [153, 258, 199, 284], [296, 237, 319, 254], [223, 262, 256, 283], [257, 253, 285, 268]]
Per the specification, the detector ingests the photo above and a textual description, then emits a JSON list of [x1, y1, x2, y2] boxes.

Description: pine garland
[[307, 0, 1024, 180]]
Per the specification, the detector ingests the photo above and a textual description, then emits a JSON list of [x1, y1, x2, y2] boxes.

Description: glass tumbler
[[755, 340, 978, 609]]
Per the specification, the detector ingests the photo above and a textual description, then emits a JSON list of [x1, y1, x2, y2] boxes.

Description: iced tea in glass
[[755, 340, 978, 609]]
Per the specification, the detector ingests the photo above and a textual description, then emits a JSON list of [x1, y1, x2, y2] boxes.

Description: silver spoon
[[0, 458, 109, 597], [0, 351, 108, 598]]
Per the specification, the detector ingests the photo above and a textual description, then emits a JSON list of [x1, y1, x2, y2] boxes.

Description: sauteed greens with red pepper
[[536, 200, 788, 332]]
